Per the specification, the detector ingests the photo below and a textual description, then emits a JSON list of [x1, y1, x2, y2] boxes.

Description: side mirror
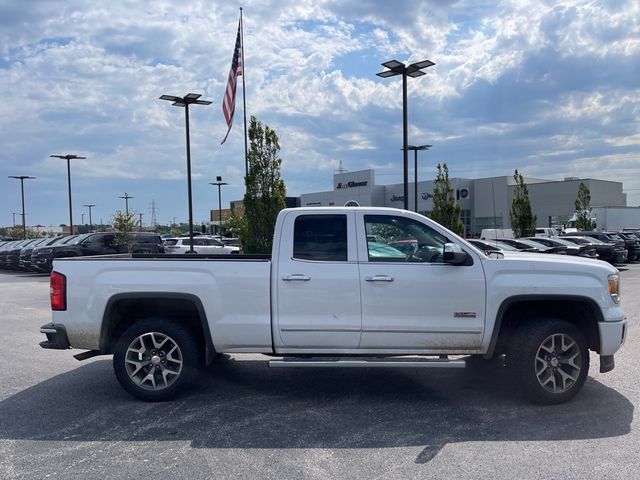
[[443, 243, 469, 265]]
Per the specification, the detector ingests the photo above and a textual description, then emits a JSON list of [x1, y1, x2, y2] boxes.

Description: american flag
[[221, 19, 243, 144]]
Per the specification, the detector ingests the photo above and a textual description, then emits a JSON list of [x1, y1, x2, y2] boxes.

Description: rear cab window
[[293, 214, 348, 262]]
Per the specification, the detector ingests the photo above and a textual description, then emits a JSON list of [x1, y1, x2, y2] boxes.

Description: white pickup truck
[[40, 207, 627, 404]]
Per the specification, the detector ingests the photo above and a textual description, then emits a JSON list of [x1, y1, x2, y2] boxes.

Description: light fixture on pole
[[119, 192, 133, 215], [84, 204, 95, 233], [209, 176, 228, 236], [8, 175, 35, 239], [376, 59, 435, 210], [160, 92, 213, 254], [406, 144, 431, 213], [50, 154, 87, 234]]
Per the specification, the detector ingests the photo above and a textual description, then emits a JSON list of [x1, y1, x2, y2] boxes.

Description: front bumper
[[615, 250, 628, 263], [39, 323, 70, 350], [598, 319, 627, 357]]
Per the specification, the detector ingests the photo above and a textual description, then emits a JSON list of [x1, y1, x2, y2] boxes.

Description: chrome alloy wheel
[[124, 332, 183, 391], [535, 333, 582, 394]]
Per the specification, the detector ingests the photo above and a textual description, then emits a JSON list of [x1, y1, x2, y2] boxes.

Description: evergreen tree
[[112, 210, 137, 253], [241, 116, 287, 254], [429, 163, 464, 234], [509, 169, 537, 238], [575, 182, 594, 230]]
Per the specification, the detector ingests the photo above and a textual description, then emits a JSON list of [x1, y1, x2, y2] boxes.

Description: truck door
[[356, 212, 486, 351], [275, 211, 361, 349]]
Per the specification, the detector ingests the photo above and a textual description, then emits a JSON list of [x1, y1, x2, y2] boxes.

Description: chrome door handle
[[282, 274, 311, 282], [365, 275, 394, 282]]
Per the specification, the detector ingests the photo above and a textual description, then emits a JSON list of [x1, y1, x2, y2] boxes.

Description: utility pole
[[119, 192, 133, 215], [149, 200, 158, 229]]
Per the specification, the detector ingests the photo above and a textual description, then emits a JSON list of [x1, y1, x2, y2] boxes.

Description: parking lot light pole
[[209, 176, 228, 236], [8, 175, 35, 239], [406, 144, 431, 212], [84, 204, 95, 233], [377, 59, 435, 210], [160, 93, 213, 254], [50, 154, 87, 234]]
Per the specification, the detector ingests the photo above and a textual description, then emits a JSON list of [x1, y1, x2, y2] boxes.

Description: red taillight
[[50, 271, 67, 311]]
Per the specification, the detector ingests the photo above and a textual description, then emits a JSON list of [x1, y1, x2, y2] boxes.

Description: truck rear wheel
[[507, 318, 589, 404], [113, 318, 199, 401]]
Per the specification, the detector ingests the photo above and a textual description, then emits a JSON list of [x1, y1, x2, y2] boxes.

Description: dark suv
[[31, 232, 164, 272], [563, 231, 628, 263], [616, 232, 640, 261]]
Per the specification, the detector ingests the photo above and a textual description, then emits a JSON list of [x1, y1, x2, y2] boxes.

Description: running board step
[[269, 357, 466, 369]]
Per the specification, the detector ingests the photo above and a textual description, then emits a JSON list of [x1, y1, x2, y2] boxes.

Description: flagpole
[[240, 7, 248, 180]]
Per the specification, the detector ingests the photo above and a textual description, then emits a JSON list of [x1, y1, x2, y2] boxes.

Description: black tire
[[113, 318, 200, 402], [507, 318, 589, 405]]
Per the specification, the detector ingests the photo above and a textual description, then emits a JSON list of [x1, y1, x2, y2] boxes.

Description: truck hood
[[485, 250, 619, 276]]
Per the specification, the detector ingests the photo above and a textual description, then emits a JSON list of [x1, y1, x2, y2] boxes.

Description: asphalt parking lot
[[0, 265, 638, 480]]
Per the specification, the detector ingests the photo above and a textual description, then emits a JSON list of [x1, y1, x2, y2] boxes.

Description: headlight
[[608, 274, 620, 304]]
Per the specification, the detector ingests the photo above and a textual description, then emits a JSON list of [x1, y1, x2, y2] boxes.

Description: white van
[[480, 228, 514, 240], [535, 227, 559, 237]]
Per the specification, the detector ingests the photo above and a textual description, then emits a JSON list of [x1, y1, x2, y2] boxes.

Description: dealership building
[[299, 169, 626, 236]]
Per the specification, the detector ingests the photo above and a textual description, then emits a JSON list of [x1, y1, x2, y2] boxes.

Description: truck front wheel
[[507, 318, 589, 404], [113, 318, 199, 401]]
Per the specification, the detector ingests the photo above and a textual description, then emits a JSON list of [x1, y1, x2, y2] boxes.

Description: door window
[[364, 215, 449, 263]]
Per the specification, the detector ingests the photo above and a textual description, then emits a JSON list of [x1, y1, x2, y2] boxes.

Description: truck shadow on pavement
[[0, 356, 633, 464]]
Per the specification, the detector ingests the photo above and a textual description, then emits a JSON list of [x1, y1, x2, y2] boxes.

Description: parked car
[[31, 233, 164, 272], [483, 238, 538, 253], [30, 235, 82, 272], [492, 238, 566, 254], [216, 237, 240, 247], [558, 236, 618, 264], [563, 232, 628, 263], [615, 232, 640, 261], [163, 236, 239, 254], [19, 237, 60, 271], [523, 237, 597, 258], [0, 240, 27, 269], [3, 239, 41, 270], [467, 239, 522, 253]]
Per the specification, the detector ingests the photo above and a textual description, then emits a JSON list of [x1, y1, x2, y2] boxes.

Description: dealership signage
[[337, 180, 368, 189], [390, 194, 405, 202]]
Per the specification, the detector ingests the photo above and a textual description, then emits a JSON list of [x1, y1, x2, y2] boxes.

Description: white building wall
[[298, 169, 626, 235]]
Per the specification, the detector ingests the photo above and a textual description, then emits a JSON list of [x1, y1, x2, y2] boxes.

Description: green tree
[[241, 116, 287, 253], [428, 163, 463, 234], [510, 169, 537, 238], [575, 182, 594, 230], [223, 212, 247, 240], [112, 210, 137, 253]]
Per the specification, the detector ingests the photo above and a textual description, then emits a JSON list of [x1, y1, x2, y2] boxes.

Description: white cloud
[[1, 0, 639, 224]]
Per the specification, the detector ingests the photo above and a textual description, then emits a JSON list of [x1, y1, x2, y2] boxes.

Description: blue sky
[[1, 0, 639, 228]]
